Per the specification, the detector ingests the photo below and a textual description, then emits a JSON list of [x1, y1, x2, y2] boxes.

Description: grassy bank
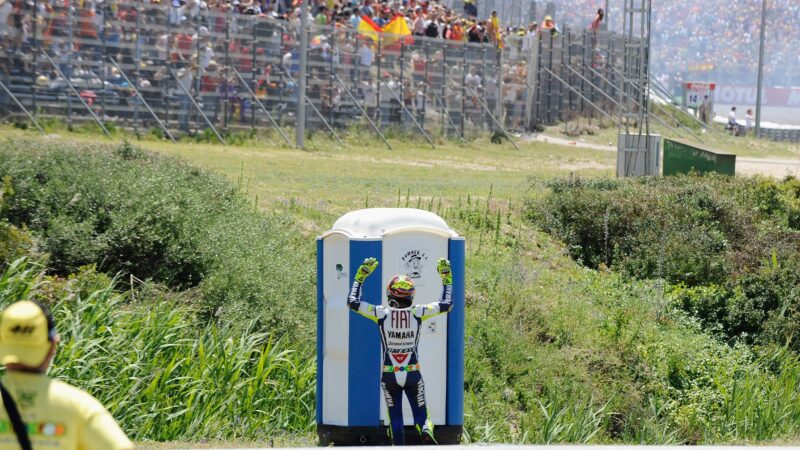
[[2, 131, 800, 445]]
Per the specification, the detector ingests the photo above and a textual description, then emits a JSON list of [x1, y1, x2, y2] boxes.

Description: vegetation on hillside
[[0, 139, 315, 337], [2, 137, 800, 445], [528, 175, 800, 349], [0, 259, 315, 441]]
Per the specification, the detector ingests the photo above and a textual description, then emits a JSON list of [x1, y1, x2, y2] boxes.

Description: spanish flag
[[382, 14, 412, 44], [358, 15, 382, 42]]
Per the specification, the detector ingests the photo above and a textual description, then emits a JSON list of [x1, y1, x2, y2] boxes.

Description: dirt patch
[[559, 160, 614, 172], [737, 159, 800, 177]]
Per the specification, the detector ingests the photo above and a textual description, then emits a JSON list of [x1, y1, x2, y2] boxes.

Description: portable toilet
[[316, 208, 465, 445]]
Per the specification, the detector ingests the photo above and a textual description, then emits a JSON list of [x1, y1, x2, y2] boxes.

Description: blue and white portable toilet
[[316, 208, 465, 445]]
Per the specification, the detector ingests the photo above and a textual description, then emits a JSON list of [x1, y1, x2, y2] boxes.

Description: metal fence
[[0, 2, 635, 143]]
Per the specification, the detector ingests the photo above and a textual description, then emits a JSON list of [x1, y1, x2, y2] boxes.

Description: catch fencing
[[0, 3, 633, 143]]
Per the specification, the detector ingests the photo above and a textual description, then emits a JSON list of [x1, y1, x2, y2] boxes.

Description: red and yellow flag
[[358, 14, 412, 45], [357, 15, 382, 42], [382, 14, 412, 44]]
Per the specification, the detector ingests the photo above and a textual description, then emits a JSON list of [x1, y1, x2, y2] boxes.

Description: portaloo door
[[321, 232, 351, 425], [380, 230, 449, 426]]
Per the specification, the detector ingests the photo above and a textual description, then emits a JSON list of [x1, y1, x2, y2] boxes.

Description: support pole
[[460, 44, 466, 138], [171, 69, 226, 144], [32, 0, 38, 118], [223, 8, 230, 130], [376, 36, 382, 128], [564, 63, 698, 142], [600, 63, 706, 141], [386, 85, 435, 149], [232, 67, 293, 146], [295, 0, 309, 148], [464, 85, 519, 150], [0, 79, 45, 134], [333, 73, 391, 150], [428, 86, 469, 145], [441, 43, 447, 136], [67, 4, 74, 127], [755, 0, 767, 138], [541, 66, 617, 124], [134, 0, 141, 135], [42, 51, 112, 137], [283, 69, 346, 147], [421, 41, 430, 130], [108, 57, 177, 143], [611, 63, 725, 137]]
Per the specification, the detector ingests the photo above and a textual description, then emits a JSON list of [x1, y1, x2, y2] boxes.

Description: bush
[[527, 175, 743, 285], [0, 139, 314, 337], [527, 174, 800, 348], [0, 176, 34, 265]]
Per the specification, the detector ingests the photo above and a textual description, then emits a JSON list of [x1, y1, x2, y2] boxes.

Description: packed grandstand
[[0, 0, 795, 86], [0, 0, 796, 133]]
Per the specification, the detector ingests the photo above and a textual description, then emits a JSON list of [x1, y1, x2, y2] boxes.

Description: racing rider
[[347, 256, 453, 446]]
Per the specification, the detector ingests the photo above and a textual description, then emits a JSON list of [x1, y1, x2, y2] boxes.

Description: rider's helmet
[[386, 275, 415, 309]]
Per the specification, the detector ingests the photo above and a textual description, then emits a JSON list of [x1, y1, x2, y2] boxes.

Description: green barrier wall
[[663, 138, 736, 176]]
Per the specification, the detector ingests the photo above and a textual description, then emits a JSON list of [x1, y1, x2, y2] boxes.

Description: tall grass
[[0, 259, 315, 442]]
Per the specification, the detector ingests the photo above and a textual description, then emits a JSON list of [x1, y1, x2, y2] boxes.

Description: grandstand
[[0, 0, 796, 140]]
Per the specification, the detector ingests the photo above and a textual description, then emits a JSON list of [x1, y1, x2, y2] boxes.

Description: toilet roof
[[326, 208, 458, 239]]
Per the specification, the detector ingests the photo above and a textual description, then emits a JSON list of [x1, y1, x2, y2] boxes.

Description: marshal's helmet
[[386, 275, 415, 309]]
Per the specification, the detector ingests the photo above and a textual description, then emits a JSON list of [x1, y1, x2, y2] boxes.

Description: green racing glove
[[355, 257, 379, 283], [437, 258, 452, 285]]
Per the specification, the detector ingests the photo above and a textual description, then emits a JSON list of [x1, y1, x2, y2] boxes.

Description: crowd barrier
[[0, 2, 634, 141]]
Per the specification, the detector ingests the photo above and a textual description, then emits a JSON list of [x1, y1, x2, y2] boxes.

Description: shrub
[[528, 174, 800, 348], [0, 176, 34, 265], [0, 139, 314, 337]]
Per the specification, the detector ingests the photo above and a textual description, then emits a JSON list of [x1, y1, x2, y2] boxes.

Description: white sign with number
[[684, 82, 716, 108]]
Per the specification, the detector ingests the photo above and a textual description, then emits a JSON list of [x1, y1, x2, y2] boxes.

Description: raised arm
[[347, 257, 382, 323], [416, 258, 454, 320]]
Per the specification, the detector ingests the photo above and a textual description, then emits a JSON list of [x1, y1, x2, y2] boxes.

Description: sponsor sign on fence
[[715, 85, 800, 108]]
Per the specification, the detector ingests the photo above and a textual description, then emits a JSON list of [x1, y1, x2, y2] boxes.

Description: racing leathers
[[347, 260, 453, 446]]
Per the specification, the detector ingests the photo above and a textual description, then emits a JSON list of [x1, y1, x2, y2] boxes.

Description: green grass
[[4, 128, 800, 445]]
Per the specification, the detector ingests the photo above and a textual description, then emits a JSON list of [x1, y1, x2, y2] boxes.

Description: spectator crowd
[[2, 0, 794, 135], [549, 0, 800, 87]]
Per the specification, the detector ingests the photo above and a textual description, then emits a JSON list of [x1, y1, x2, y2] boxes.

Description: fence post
[[524, 30, 538, 131], [460, 43, 466, 139], [100, 22, 107, 121], [566, 29, 573, 118], [399, 39, 405, 129], [535, 33, 543, 124], [252, 17, 257, 130], [223, 7, 230, 130], [134, 0, 141, 135], [589, 32, 596, 120], [376, 34, 382, 128], [165, 4, 172, 130], [422, 41, 430, 130], [547, 32, 554, 123], [32, 0, 38, 118], [67, 4, 74, 127], [559, 29, 566, 122], [496, 45, 503, 130], [440, 43, 446, 136], [195, 16, 202, 132], [481, 45, 487, 131], [580, 30, 587, 117], [329, 26, 335, 129], [278, 29, 285, 124]]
